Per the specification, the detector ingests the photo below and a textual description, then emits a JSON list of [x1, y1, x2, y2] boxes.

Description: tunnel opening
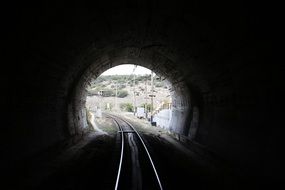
[[85, 64, 173, 132], [68, 56, 199, 140], [59, 44, 274, 189], [61, 60, 208, 189]]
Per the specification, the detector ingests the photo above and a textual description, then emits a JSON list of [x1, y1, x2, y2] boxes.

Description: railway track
[[105, 113, 163, 190]]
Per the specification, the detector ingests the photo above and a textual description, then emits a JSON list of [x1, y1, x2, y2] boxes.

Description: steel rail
[[108, 114, 163, 190], [119, 117, 164, 190], [111, 117, 125, 190]]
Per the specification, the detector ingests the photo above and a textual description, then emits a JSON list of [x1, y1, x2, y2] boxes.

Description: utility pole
[[115, 82, 118, 111], [98, 91, 103, 117], [145, 78, 148, 119], [150, 71, 154, 123], [133, 73, 136, 115]]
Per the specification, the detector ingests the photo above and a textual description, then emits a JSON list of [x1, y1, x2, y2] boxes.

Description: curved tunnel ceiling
[[73, 47, 192, 137]]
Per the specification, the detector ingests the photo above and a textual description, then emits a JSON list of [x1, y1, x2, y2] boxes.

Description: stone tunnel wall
[[70, 46, 193, 142]]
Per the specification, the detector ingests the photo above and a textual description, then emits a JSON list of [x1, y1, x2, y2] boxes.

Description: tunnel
[[2, 0, 279, 189]]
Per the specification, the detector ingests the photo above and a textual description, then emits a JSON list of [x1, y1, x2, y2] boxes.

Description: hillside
[[86, 74, 171, 112]]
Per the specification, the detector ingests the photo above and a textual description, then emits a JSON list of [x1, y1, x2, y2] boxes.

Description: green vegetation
[[120, 103, 134, 112], [102, 89, 115, 97], [87, 74, 168, 98], [136, 74, 151, 82], [105, 102, 113, 110], [86, 73, 171, 114], [87, 90, 98, 96], [94, 118, 117, 135], [88, 88, 128, 98], [90, 74, 158, 88], [117, 90, 128, 98], [88, 74, 166, 97], [141, 103, 153, 112]]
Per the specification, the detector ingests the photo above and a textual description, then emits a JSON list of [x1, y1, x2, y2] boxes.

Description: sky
[[101, 64, 152, 75]]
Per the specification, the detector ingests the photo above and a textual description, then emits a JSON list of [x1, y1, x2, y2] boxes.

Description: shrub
[[141, 103, 153, 112], [120, 103, 134, 112], [87, 89, 98, 96], [117, 90, 128, 98], [102, 89, 115, 97], [118, 84, 126, 89]]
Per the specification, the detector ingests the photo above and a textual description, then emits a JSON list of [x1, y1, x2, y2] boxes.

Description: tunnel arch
[[67, 46, 201, 141]]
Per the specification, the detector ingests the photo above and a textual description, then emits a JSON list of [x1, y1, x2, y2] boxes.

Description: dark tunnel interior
[[1, 0, 280, 189]]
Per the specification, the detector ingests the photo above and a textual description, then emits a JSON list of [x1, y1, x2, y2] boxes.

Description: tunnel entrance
[[61, 63, 204, 189], [67, 49, 200, 142], [85, 64, 173, 132]]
